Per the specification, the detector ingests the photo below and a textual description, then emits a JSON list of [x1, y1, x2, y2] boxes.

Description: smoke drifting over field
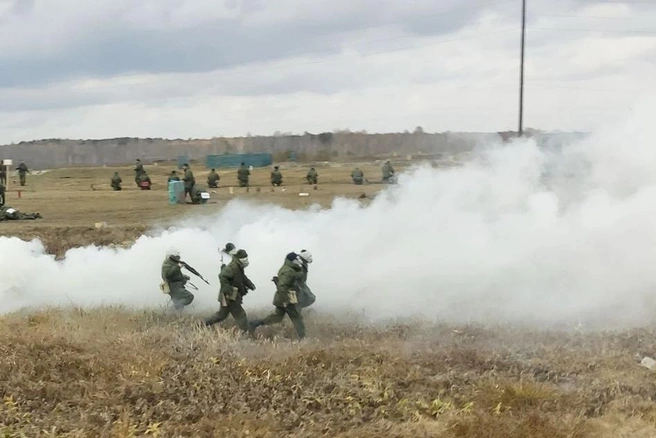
[[3, 104, 656, 327]]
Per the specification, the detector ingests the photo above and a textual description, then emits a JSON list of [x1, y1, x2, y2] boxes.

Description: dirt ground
[[2, 160, 656, 437], [0, 161, 405, 256]]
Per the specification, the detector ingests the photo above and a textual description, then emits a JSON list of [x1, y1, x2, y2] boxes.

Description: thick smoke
[[3, 102, 656, 327]]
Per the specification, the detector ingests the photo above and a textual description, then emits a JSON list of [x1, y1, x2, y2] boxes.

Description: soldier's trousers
[[19, 174, 26, 186], [256, 305, 305, 339], [239, 180, 249, 187], [205, 301, 249, 332], [170, 289, 194, 310]]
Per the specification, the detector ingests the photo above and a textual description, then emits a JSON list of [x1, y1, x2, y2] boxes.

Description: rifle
[[179, 260, 210, 285]]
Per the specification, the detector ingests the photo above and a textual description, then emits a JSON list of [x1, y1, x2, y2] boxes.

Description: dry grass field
[[2, 160, 656, 437]]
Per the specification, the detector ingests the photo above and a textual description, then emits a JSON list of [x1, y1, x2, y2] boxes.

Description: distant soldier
[[207, 168, 220, 188], [306, 167, 318, 185], [182, 163, 195, 200], [204, 249, 255, 332], [16, 161, 29, 186], [351, 167, 364, 185], [0, 181, 5, 207], [168, 171, 180, 183], [296, 250, 316, 310], [270, 166, 283, 187], [0, 163, 6, 185], [111, 172, 122, 191], [137, 172, 152, 190], [382, 160, 395, 184], [250, 252, 306, 339], [190, 184, 209, 204], [134, 159, 144, 186], [0, 206, 41, 221], [160, 248, 195, 311], [237, 162, 250, 187]]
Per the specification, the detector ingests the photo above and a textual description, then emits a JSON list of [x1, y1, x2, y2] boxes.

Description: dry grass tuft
[[0, 308, 655, 437]]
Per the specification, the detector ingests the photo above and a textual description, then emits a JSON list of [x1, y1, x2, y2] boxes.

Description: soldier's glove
[[184, 275, 190, 280]]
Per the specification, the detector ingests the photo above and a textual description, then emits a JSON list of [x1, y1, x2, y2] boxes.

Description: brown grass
[[1, 310, 656, 437]]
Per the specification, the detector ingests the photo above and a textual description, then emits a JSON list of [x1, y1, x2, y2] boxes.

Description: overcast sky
[[1, 0, 655, 143]]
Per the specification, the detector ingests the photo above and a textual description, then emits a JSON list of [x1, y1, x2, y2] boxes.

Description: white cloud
[[0, 0, 655, 142]]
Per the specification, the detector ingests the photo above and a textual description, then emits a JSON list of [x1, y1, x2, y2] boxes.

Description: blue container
[[168, 181, 185, 205], [205, 153, 273, 169]]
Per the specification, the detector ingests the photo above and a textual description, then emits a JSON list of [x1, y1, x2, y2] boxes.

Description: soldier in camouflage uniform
[[381, 160, 396, 184], [250, 252, 305, 339], [111, 172, 122, 191], [351, 167, 364, 185], [137, 172, 152, 190], [16, 161, 29, 186], [306, 168, 318, 185], [0, 181, 5, 207], [204, 249, 255, 332], [0, 206, 41, 221], [207, 169, 220, 188], [134, 159, 144, 186], [0, 163, 7, 185], [237, 162, 250, 187], [270, 166, 283, 187], [189, 184, 209, 204], [168, 171, 180, 183], [160, 248, 195, 310], [182, 163, 195, 200]]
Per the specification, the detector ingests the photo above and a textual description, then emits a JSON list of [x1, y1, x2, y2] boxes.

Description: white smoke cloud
[[4, 100, 656, 327]]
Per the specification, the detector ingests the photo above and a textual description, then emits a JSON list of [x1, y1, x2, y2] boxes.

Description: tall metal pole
[[518, 0, 526, 136]]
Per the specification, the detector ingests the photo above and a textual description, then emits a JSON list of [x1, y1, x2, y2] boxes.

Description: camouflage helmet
[[221, 243, 237, 255]]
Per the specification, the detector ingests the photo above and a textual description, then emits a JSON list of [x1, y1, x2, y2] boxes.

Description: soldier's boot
[[205, 307, 229, 327], [249, 319, 263, 332]]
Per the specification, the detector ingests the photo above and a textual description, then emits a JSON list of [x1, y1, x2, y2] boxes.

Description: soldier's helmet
[[221, 242, 237, 255], [299, 250, 313, 264], [166, 248, 181, 260]]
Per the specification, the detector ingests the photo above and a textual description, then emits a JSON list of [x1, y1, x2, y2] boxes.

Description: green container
[[205, 153, 273, 169], [168, 181, 185, 205]]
